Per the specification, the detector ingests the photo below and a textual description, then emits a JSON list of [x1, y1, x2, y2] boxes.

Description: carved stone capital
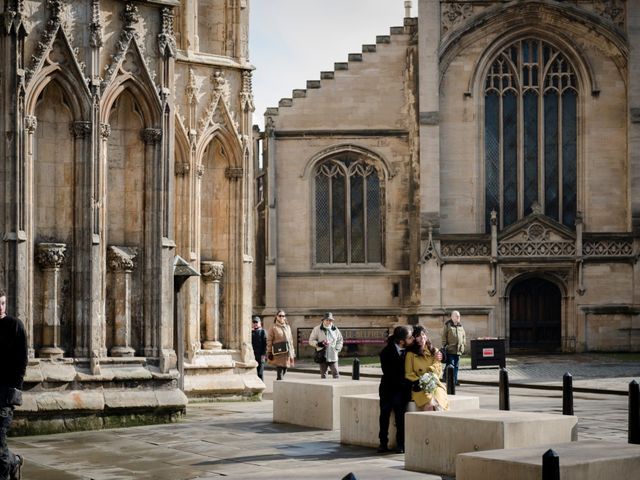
[[71, 121, 91, 138], [100, 123, 111, 138], [141, 128, 162, 145], [201, 261, 224, 283], [225, 166, 243, 179], [107, 245, 136, 272], [36, 242, 66, 270], [175, 162, 190, 176], [24, 115, 37, 134]]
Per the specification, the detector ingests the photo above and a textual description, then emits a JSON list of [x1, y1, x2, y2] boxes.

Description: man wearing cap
[[251, 316, 267, 381], [309, 312, 344, 379]]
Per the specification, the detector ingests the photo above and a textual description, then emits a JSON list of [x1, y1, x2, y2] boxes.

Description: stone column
[[107, 246, 137, 357], [36, 243, 66, 358], [201, 261, 223, 350]]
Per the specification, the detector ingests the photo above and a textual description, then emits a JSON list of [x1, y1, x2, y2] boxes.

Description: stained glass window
[[484, 38, 578, 230], [314, 155, 383, 265]]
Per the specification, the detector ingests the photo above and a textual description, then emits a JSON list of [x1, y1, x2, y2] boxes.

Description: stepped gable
[[268, 19, 417, 116]]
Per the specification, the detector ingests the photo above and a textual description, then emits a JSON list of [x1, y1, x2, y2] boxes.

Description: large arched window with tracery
[[314, 154, 383, 265], [485, 38, 578, 231]]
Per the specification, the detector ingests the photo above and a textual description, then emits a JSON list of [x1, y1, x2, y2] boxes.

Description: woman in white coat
[[309, 312, 344, 379]]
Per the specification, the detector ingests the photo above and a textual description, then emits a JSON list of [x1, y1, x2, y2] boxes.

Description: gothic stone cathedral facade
[[1, 0, 260, 433], [255, 0, 640, 355]]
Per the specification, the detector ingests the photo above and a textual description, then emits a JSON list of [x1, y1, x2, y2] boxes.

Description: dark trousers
[[0, 406, 19, 480], [319, 362, 339, 379], [378, 391, 407, 448], [276, 367, 287, 380], [445, 353, 460, 384], [255, 358, 265, 381]]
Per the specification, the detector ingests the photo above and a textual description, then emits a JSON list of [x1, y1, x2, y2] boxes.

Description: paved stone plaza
[[9, 356, 640, 479]]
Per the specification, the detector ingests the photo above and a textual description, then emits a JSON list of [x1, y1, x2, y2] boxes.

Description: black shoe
[[11, 454, 23, 480], [395, 447, 405, 454], [376, 445, 389, 453]]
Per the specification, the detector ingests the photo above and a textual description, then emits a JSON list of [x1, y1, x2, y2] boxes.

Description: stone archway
[[509, 277, 562, 352]]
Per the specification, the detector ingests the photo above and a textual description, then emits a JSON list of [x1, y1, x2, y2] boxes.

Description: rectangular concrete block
[[405, 409, 578, 476], [341, 393, 480, 449], [456, 440, 640, 480], [273, 378, 379, 430]]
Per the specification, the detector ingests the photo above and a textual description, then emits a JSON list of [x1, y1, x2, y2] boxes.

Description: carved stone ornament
[[100, 123, 111, 138], [441, 2, 473, 34], [265, 116, 276, 137], [24, 115, 37, 133], [225, 166, 243, 179], [70, 121, 91, 138], [175, 162, 190, 176], [498, 222, 575, 257], [186, 68, 197, 106], [107, 245, 136, 272], [89, 0, 103, 48], [25, 0, 63, 84], [201, 261, 224, 283], [441, 241, 490, 257], [594, 0, 625, 28], [157, 7, 177, 57], [583, 240, 634, 257], [36, 242, 66, 270], [141, 128, 162, 144], [240, 70, 255, 112]]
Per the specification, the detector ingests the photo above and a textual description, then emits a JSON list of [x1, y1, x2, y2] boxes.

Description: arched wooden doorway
[[509, 277, 561, 352]]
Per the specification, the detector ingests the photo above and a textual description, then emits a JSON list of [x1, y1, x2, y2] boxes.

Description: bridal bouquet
[[418, 372, 439, 394]]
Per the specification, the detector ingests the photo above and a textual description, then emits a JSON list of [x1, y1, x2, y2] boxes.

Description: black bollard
[[352, 357, 360, 380], [499, 367, 510, 411], [446, 364, 455, 395], [630, 380, 640, 444], [542, 449, 560, 480], [563, 372, 574, 415]]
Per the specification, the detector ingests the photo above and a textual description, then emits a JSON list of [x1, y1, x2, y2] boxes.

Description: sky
[[249, 0, 410, 129]]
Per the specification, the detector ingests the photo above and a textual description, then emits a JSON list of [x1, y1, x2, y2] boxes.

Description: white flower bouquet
[[418, 372, 439, 394]]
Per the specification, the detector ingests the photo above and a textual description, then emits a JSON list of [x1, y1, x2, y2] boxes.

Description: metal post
[[563, 372, 574, 415], [542, 449, 560, 480], [446, 364, 455, 395], [499, 367, 510, 411], [630, 380, 640, 444], [352, 357, 360, 380]]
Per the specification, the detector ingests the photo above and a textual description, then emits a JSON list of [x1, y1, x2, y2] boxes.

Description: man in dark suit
[[378, 325, 414, 454]]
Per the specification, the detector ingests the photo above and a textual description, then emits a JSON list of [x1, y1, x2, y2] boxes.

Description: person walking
[[266, 310, 295, 380], [441, 310, 466, 385], [0, 289, 28, 480], [251, 316, 267, 381], [377, 325, 414, 454], [309, 312, 344, 379], [405, 325, 448, 412]]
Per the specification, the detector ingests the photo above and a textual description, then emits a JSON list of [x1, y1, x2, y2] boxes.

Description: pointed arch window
[[484, 38, 578, 231], [314, 154, 383, 265]]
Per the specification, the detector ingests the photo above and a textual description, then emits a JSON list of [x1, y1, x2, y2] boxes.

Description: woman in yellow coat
[[405, 325, 449, 411]]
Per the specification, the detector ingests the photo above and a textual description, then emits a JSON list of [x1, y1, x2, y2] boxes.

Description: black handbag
[[313, 348, 326, 363], [439, 347, 448, 364], [272, 341, 289, 355]]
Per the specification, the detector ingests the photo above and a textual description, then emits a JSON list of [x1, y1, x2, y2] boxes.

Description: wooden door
[[509, 277, 561, 351]]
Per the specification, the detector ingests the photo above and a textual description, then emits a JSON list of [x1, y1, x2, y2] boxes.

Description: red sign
[[482, 348, 495, 358]]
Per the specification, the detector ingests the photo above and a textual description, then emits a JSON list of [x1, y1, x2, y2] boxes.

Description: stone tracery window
[[314, 154, 383, 265], [484, 38, 578, 231]]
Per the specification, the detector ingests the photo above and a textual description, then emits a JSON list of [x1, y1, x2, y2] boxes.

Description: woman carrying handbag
[[267, 310, 295, 380]]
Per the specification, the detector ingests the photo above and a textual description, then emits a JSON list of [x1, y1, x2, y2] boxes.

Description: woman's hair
[[409, 325, 436, 356], [388, 325, 412, 345]]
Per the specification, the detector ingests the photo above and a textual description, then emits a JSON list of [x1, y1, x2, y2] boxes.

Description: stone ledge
[[456, 440, 640, 480], [341, 393, 480, 449], [405, 409, 578, 476]]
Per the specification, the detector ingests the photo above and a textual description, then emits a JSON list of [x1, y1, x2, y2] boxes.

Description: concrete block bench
[[405, 409, 578, 476], [272, 378, 379, 430], [340, 393, 480, 449], [456, 440, 640, 480]]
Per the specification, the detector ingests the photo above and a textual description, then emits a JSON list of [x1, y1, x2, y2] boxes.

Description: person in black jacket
[[0, 288, 28, 480], [377, 325, 414, 454], [251, 316, 267, 381]]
